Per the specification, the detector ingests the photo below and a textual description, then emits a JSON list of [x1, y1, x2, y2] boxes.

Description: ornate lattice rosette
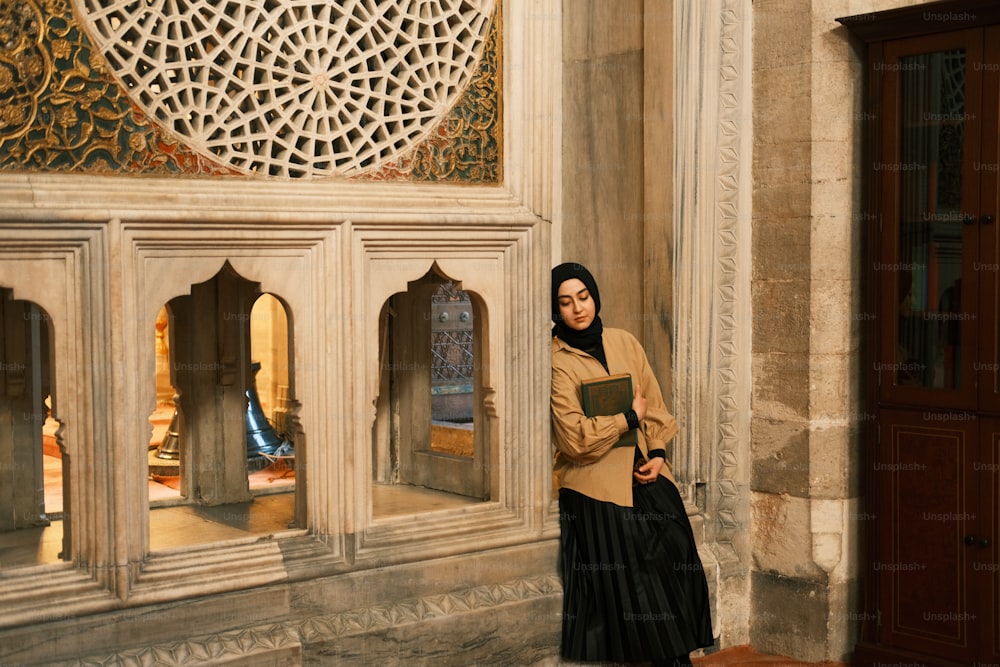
[[73, 0, 495, 178]]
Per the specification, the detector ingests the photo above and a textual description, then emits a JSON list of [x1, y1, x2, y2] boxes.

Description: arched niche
[[372, 264, 496, 516], [145, 263, 300, 550], [0, 288, 66, 567]]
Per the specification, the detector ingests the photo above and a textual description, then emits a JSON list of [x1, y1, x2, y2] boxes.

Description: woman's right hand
[[632, 384, 647, 422]]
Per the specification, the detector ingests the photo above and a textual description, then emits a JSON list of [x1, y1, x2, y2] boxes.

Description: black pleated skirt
[[558, 474, 714, 662]]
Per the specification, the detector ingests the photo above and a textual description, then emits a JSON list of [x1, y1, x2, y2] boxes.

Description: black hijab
[[551, 262, 606, 362]]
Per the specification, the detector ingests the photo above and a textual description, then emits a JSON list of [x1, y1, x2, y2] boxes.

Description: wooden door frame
[[839, 3, 1000, 664]]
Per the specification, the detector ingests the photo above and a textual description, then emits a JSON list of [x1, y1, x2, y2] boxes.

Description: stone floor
[[694, 645, 847, 666]]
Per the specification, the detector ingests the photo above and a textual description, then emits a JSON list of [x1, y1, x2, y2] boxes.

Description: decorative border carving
[[76, 624, 303, 666], [298, 573, 560, 641], [711, 0, 752, 569], [673, 0, 751, 569]]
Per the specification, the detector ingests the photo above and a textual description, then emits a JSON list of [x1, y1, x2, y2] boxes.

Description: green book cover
[[580, 372, 638, 448]]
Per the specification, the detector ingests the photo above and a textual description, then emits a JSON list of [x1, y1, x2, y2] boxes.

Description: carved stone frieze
[[68, 574, 561, 666]]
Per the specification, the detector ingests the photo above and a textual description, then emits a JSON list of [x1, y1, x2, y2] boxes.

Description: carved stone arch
[[373, 261, 493, 503], [249, 291, 296, 399]]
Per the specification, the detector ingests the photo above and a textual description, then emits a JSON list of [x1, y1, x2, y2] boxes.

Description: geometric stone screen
[[1, 0, 501, 181]]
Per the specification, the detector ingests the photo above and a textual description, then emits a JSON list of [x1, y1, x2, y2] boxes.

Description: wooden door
[[874, 410, 979, 662], [865, 24, 1000, 666], [975, 422, 1000, 661]]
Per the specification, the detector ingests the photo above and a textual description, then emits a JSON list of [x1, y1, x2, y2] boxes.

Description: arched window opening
[[0, 288, 65, 568], [148, 305, 180, 503], [373, 269, 492, 518], [247, 293, 295, 492], [145, 266, 299, 550]]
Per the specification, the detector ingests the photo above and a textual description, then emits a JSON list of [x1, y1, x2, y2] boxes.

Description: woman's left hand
[[633, 456, 664, 485]]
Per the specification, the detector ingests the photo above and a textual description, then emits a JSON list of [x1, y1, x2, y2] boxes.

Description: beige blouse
[[551, 327, 679, 507]]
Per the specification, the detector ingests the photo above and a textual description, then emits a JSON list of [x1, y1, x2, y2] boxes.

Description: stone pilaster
[[750, 0, 873, 660]]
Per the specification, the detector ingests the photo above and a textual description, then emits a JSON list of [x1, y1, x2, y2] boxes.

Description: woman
[[551, 262, 713, 666]]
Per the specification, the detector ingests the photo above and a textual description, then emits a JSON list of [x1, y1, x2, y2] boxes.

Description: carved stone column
[[669, 0, 755, 650]]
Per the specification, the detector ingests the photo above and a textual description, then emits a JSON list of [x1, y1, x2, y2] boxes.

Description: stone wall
[[749, 0, 924, 660], [0, 1, 952, 663]]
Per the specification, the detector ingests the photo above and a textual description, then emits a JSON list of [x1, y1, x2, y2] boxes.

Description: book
[[580, 372, 638, 448]]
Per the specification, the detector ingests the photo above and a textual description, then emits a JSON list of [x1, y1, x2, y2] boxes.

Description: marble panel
[[562, 0, 644, 62]]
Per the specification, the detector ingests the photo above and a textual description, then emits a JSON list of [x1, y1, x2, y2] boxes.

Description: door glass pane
[[894, 49, 966, 389]]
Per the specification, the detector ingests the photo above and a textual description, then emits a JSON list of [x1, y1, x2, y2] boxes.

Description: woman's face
[[557, 278, 597, 331]]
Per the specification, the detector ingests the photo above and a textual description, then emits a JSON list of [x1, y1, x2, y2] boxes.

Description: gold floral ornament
[[0, 1, 50, 142], [0, 0, 232, 174]]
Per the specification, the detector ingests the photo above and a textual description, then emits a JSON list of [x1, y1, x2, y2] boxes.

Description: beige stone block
[[750, 569, 832, 662], [809, 499, 844, 574], [753, 353, 811, 419], [754, 135, 811, 176], [808, 352, 857, 420], [753, 0, 812, 70], [752, 279, 810, 354], [809, 213, 858, 282], [754, 65, 812, 144], [716, 572, 752, 647], [562, 0, 644, 62], [808, 497, 862, 584], [810, 283, 858, 355], [811, 62, 863, 143], [826, 578, 864, 661], [753, 216, 811, 281], [752, 416, 810, 497], [755, 178, 812, 225], [810, 159, 852, 202], [810, 139, 856, 209], [806, 422, 860, 499], [811, 1, 868, 65], [751, 491, 826, 580]]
